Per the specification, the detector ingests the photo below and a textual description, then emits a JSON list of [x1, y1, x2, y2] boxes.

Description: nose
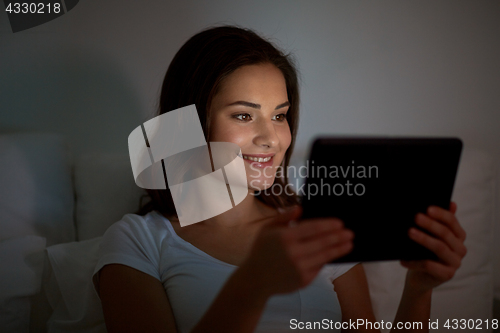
[[253, 118, 279, 148]]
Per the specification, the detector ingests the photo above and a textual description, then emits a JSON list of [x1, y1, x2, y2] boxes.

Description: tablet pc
[[300, 136, 463, 263]]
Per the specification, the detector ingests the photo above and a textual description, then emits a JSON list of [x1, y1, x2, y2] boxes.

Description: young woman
[[92, 26, 467, 333]]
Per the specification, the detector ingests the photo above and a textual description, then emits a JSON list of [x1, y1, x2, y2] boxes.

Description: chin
[[247, 176, 277, 192]]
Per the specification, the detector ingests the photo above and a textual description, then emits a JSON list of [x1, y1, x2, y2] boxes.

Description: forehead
[[214, 63, 288, 103]]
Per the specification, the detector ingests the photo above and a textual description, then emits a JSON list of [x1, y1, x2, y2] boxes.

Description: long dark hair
[[137, 25, 300, 217]]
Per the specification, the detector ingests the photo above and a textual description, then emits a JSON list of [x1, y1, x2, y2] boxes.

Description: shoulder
[[102, 210, 171, 247], [93, 211, 172, 287]]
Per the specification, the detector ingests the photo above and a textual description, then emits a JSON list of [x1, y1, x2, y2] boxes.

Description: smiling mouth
[[242, 155, 273, 163]]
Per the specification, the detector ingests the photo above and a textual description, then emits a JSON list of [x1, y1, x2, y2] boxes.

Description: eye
[[233, 113, 252, 122], [272, 113, 287, 122]]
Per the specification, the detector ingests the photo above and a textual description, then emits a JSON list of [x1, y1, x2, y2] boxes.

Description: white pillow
[[74, 153, 147, 241], [434, 150, 494, 322], [0, 133, 75, 246], [0, 235, 46, 333], [363, 149, 495, 333], [45, 237, 106, 333]]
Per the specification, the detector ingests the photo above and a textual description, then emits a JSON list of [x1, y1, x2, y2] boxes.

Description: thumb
[[449, 201, 457, 214], [270, 206, 303, 227]]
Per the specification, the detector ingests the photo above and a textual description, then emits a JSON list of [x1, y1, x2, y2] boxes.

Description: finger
[[290, 218, 345, 241], [415, 213, 467, 257], [408, 228, 462, 268], [301, 242, 353, 270], [400, 260, 457, 281], [427, 205, 466, 242], [449, 201, 457, 215], [292, 229, 354, 257]]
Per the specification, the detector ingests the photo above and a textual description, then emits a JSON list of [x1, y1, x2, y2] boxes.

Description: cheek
[[212, 127, 251, 148], [210, 118, 248, 146], [278, 125, 292, 152]]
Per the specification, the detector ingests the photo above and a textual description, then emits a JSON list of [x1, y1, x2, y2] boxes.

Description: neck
[[202, 190, 277, 229]]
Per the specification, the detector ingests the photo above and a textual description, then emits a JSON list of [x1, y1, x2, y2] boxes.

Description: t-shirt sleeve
[[325, 262, 359, 283], [92, 214, 161, 296]]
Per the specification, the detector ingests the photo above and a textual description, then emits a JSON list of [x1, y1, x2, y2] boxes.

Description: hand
[[400, 201, 467, 292], [240, 206, 354, 298]]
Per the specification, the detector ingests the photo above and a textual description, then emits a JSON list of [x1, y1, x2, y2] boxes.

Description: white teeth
[[243, 155, 272, 162]]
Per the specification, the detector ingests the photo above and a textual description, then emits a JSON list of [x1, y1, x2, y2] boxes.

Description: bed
[[0, 132, 498, 332]]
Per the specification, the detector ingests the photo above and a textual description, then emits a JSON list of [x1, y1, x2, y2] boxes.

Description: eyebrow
[[227, 101, 290, 110]]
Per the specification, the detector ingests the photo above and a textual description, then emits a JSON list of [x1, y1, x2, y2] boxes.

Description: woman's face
[[209, 63, 292, 191]]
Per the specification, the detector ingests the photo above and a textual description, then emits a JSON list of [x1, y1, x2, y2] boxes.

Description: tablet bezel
[[300, 136, 463, 263]]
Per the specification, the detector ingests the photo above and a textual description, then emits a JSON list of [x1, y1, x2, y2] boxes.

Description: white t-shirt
[[92, 210, 357, 333]]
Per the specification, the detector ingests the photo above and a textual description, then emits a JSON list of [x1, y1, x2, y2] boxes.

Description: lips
[[243, 155, 272, 162], [242, 153, 275, 168]]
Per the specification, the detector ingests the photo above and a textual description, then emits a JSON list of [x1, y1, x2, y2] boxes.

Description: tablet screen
[[301, 137, 462, 263]]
